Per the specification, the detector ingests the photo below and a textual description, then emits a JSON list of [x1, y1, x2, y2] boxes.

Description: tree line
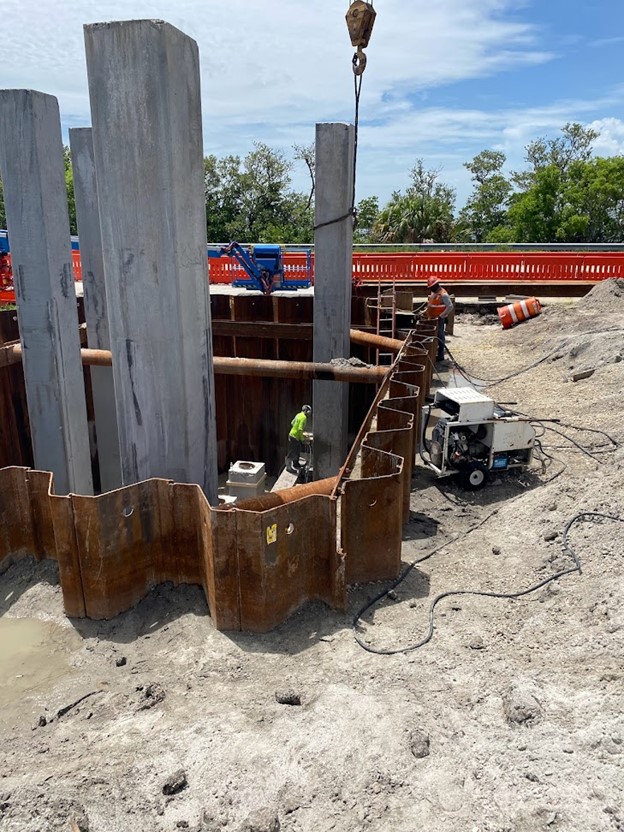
[[1, 123, 623, 245]]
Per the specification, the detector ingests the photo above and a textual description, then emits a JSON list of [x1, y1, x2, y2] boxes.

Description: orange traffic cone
[[498, 297, 542, 329]]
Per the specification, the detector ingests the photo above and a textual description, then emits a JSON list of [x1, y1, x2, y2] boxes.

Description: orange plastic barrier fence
[[209, 251, 312, 285], [1, 251, 624, 304], [350, 252, 624, 283]]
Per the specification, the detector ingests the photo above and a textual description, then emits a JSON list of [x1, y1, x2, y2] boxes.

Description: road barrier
[[1, 250, 623, 304]]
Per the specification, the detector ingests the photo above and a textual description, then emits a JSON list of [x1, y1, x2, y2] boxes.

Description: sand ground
[[1, 280, 623, 832]]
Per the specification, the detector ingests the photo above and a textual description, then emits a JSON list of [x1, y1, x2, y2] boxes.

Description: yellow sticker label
[[266, 523, 277, 545]]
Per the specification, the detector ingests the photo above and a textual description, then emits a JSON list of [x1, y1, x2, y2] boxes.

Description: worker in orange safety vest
[[426, 276, 453, 362], [0, 251, 12, 289]]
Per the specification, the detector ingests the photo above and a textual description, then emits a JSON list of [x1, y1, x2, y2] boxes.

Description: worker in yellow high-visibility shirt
[[286, 405, 312, 474]]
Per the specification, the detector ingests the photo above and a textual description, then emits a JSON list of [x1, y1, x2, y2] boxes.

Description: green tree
[[203, 143, 314, 243], [507, 165, 563, 242], [375, 160, 455, 243], [354, 195, 379, 242], [293, 142, 315, 211], [237, 142, 293, 240], [458, 150, 511, 242], [562, 156, 624, 242], [204, 153, 245, 242], [64, 146, 77, 235], [499, 122, 610, 243], [506, 155, 624, 243], [513, 122, 599, 190]]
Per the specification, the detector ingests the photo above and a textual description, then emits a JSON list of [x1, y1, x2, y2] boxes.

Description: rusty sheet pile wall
[[0, 333, 431, 633]]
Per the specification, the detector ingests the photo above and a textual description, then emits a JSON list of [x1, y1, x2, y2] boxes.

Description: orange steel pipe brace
[[1, 344, 389, 383], [212, 356, 387, 383], [232, 476, 338, 512], [349, 328, 404, 353]]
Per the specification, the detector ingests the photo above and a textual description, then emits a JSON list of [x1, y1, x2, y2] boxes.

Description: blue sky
[[2, 0, 624, 208]]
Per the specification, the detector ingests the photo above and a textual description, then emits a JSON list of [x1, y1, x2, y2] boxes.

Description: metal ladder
[[373, 282, 397, 366]]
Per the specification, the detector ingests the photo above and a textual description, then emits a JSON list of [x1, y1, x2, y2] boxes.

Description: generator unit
[[421, 387, 536, 490]]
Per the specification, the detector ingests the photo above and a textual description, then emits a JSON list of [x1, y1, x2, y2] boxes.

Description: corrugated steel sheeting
[[0, 331, 430, 632]]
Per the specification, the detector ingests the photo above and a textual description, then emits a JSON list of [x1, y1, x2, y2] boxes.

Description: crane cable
[[314, 1, 374, 232]]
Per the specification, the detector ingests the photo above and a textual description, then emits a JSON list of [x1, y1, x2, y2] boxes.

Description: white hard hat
[[302, 404, 312, 415]]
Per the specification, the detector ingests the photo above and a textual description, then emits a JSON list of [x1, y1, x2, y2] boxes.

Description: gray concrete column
[[84, 20, 218, 503], [69, 127, 121, 493], [0, 90, 93, 495], [313, 123, 355, 479]]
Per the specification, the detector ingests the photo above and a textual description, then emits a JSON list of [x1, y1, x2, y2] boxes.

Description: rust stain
[[0, 331, 430, 632]]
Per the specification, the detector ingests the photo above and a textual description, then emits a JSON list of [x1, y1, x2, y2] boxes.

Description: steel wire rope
[[352, 512, 623, 655], [314, 70, 363, 232]]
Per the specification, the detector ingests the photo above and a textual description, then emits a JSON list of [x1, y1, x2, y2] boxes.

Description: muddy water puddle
[[0, 617, 82, 724]]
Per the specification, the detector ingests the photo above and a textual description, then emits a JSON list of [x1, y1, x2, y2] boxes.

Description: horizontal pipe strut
[[232, 476, 338, 512], [1, 343, 389, 383], [349, 329, 404, 353], [211, 320, 405, 354], [213, 356, 388, 383]]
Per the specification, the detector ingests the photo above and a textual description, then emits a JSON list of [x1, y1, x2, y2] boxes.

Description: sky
[[2, 0, 624, 208]]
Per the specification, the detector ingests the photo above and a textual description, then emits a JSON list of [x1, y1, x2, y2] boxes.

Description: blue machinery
[[207, 242, 312, 294], [0, 232, 312, 295]]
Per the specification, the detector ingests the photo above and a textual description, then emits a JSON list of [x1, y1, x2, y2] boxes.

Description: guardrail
[[1, 250, 623, 304]]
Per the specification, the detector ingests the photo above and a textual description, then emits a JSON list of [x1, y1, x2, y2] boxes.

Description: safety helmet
[[302, 405, 312, 415], [427, 276, 440, 288]]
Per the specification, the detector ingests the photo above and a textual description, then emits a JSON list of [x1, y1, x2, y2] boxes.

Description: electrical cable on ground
[[441, 327, 624, 390], [352, 512, 623, 655], [433, 339, 621, 468]]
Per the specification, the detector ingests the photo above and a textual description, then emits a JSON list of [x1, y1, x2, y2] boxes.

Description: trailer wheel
[[460, 461, 489, 491]]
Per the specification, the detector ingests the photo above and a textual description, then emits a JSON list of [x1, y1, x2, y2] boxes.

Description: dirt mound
[[2, 308, 624, 832], [550, 328, 624, 374], [578, 278, 624, 312]]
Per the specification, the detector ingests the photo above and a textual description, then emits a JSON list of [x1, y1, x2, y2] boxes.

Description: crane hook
[[352, 48, 367, 76], [346, 1, 377, 76]]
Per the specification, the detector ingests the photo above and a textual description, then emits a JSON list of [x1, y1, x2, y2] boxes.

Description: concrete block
[[228, 461, 266, 484], [69, 127, 122, 492], [313, 123, 354, 479], [84, 19, 218, 502], [0, 90, 93, 495], [227, 475, 267, 500]]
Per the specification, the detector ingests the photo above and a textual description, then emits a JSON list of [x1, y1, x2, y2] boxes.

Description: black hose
[[419, 404, 433, 465], [443, 326, 624, 389], [352, 512, 622, 655]]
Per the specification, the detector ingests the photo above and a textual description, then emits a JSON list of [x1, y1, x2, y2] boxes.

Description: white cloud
[[355, 91, 624, 206], [1, 3, 549, 144], [589, 36, 624, 48], [588, 117, 624, 155], [0, 0, 620, 208]]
